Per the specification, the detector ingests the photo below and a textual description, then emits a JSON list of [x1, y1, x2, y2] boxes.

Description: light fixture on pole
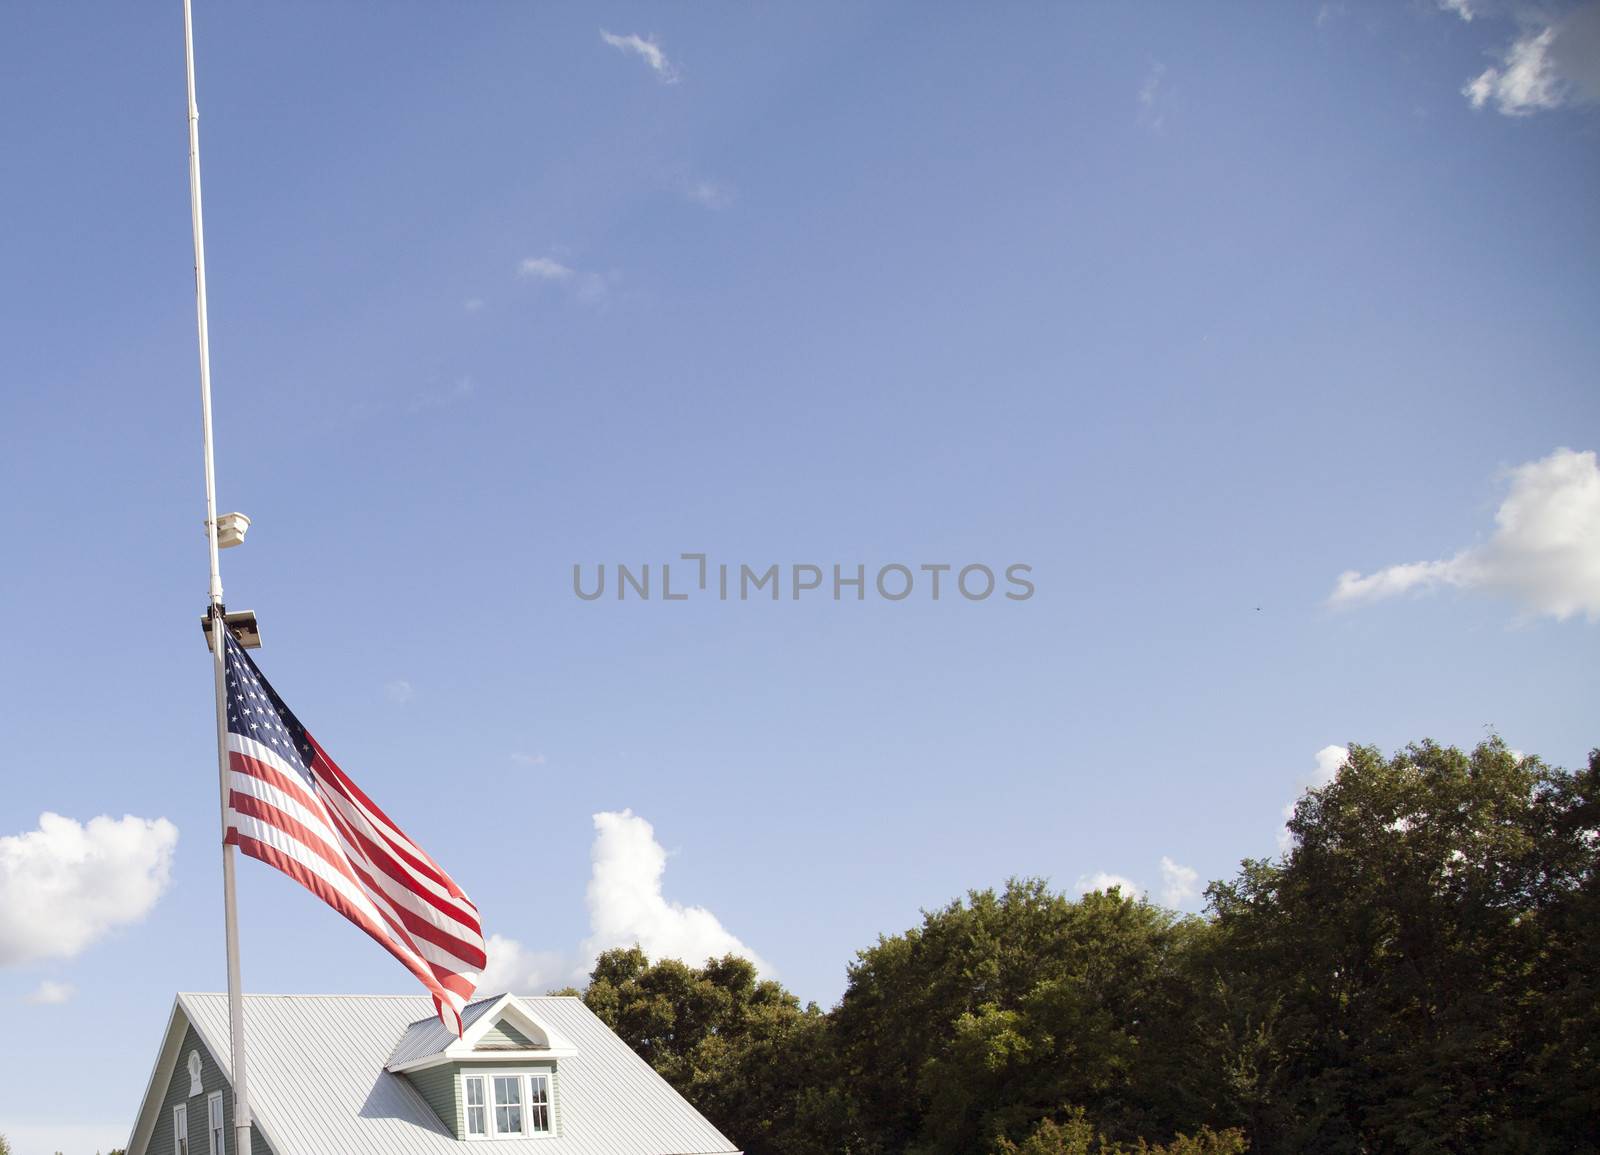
[[201, 608, 262, 652], [206, 511, 252, 549]]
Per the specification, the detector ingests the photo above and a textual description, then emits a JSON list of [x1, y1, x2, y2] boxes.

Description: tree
[[580, 947, 842, 1155], [832, 878, 1221, 1155], [1200, 739, 1599, 1153], [573, 739, 1596, 1155], [995, 1109, 1247, 1155]]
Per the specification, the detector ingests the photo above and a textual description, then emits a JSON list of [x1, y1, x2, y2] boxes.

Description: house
[[125, 993, 742, 1155]]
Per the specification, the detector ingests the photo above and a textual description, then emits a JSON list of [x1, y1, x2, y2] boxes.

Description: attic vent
[[475, 1019, 543, 1051]]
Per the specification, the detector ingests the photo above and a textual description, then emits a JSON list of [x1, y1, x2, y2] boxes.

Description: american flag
[[221, 631, 484, 1033]]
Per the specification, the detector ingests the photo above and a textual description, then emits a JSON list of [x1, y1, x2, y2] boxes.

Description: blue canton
[[224, 631, 316, 781]]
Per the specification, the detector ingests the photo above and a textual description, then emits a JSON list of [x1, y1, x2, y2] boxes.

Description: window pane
[[529, 1075, 549, 1105], [493, 1076, 524, 1134], [465, 1077, 485, 1106], [467, 1105, 487, 1136], [531, 1103, 550, 1133]]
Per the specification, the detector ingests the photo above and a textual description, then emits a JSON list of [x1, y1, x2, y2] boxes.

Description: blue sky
[[2, 2, 1598, 1151]]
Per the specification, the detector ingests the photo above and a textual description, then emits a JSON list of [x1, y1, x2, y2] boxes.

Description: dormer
[[387, 994, 578, 1140]]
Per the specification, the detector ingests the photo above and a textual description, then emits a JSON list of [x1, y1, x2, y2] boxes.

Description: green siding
[[407, 1061, 461, 1135], [146, 1025, 272, 1155], [404, 1060, 561, 1139], [476, 1020, 536, 1049]]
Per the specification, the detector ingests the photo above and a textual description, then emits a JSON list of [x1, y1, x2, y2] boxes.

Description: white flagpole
[[183, 0, 252, 1149]]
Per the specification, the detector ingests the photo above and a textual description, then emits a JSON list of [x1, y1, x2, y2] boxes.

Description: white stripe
[[229, 732, 311, 785], [314, 775, 480, 918], [232, 811, 465, 1009], [230, 734, 480, 952], [331, 830, 486, 954], [341, 865, 483, 976], [227, 810, 400, 943], [310, 790, 484, 951], [228, 768, 343, 858], [231, 809, 472, 999], [301, 809, 485, 976], [314, 765, 477, 916], [228, 718, 478, 1017]]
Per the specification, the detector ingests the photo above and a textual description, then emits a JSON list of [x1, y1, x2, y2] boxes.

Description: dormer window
[[387, 995, 574, 1140], [459, 1069, 553, 1139]]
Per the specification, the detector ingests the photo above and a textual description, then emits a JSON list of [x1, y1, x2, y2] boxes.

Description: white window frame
[[459, 1068, 556, 1140], [173, 1103, 189, 1155], [492, 1073, 525, 1137], [525, 1072, 552, 1135], [463, 1073, 488, 1138], [207, 1091, 225, 1155]]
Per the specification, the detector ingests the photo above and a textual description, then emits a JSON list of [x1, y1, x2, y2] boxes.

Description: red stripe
[[227, 792, 365, 896], [230, 832, 456, 1011], [313, 778, 482, 930], [295, 792, 483, 972], [316, 794, 487, 969], [230, 749, 323, 818], [316, 759, 476, 914], [433, 968, 477, 1000], [308, 739, 473, 903]]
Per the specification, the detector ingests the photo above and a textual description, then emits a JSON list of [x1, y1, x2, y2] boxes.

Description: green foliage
[[0, 1132, 8, 1155], [995, 1109, 1248, 1155], [1198, 739, 1600, 1153], [581, 947, 841, 1155], [833, 879, 1218, 1154], [581, 739, 1597, 1155]]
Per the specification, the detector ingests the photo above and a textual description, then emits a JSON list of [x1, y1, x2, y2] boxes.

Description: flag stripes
[[220, 634, 484, 1032]]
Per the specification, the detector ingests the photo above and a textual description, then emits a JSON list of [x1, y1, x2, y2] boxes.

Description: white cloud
[[1138, 61, 1167, 130], [24, 979, 73, 1006], [1076, 871, 1144, 898], [600, 30, 680, 84], [1159, 857, 1201, 906], [1280, 745, 1350, 851], [1463, 5, 1600, 115], [0, 813, 178, 967], [1331, 448, 1600, 622], [463, 297, 485, 312], [581, 809, 768, 974], [519, 257, 613, 308], [681, 175, 735, 210], [1440, 0, 1475, 21], [511, 752, 547, 766], [384, 679, 415, 703], [519, 257, 574, 281], [1311, 743, 1350, 787], [477, 933, 567, 995]]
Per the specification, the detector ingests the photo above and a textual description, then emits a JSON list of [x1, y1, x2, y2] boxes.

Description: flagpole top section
[[202, 608, 262, 652]]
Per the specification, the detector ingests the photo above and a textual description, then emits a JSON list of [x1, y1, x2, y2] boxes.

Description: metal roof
[[175, 993, 741, 1155], [385, 995, 504, 1069]]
